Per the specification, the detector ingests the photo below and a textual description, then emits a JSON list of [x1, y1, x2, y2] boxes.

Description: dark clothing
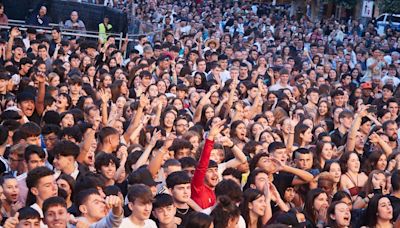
[[388, 195, 400, 223], [175, 207, 195, 228], [27, 14, 50, 27], [273, 171, 295, 198], [371, 97, 388, 110], [28, 111, 41, 125], [330, 128, 348, 148], [67, 204, 79, 216]]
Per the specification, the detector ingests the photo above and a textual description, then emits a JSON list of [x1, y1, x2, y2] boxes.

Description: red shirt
[[191, 139, 216, 209]]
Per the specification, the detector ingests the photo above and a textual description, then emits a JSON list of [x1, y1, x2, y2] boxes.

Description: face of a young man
[[17, 218, 41, 228], [82, 194, 107, 221], [204, 167, 219, 188], [32, 175, 58, 203], [153, 205, 176, 226], [100, 162, 116, 180], [170, 183, 191, 204], [44, 205, 69, 228], [129, 199, 152, 221], [53, 155, 73, 173], [19, 100, 35, 118], [27, 154, 45, 171], [3, 178, 19, 203]]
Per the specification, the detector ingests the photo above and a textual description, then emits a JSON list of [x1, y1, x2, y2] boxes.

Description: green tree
[[379, 0, 400, 14], [323, 0, 358, 9]]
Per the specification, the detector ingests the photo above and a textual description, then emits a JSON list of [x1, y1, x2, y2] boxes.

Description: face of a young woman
[[235, 123, 247, 140], [321, 143, 333, 161], [318, 102, 328, 115], [313, 193, 329, 212], [301, 128, 313, 144], [376, 154, 387, 171], [329, 162, 342, 183], [331, 202, 351, 227], [377, 197, 393, 222], [249, 195, 267, 217], [347, 153, 360, 173]]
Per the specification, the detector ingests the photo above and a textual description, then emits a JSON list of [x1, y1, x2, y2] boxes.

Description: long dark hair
[[293, 123, 311, 146], [303, 188, 328, 226], [366, 194, 391, 227], [240, 188, 264, 228], [211, 195, 240, 228], [57, 173, 76, 201]]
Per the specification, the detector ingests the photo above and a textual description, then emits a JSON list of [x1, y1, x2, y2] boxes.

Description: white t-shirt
[[119, 218, 157, 228]]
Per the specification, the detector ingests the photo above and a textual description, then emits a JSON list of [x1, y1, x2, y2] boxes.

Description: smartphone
[[367, 105, 377, 113]]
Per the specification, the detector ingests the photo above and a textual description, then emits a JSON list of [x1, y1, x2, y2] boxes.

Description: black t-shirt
[[175, 206, 195, 228], [115, 180, 128, 197], [330, 129, 348, 148], [273, 171, 295, 197], [0, 157, 8, 175], [388, 195, 400, 222], [28, 111, 41, 125]]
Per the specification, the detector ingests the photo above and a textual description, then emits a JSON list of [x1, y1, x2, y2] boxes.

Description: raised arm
[[150, 99, 163, 127], [123, 95, 148, 143], [346, 106, 367, 152], [369, 132, 393, 157], [133, 130, 161, 171], [6, 27, 19, 60], [114, 145, 128, 181], [99, 89, 109, 126], [78, 128, 95, 163], [193, 85, 219, 124], [192, 120, 225, 188], [148, 135, 175, 177], [219, 136, 247, 168], [35, 72, 46, 116]]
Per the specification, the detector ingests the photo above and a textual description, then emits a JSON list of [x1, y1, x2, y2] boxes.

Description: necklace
[[177, 208, 189, 215]]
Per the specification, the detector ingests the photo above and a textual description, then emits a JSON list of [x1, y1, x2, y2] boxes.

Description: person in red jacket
[[191, 120, 226, 209]]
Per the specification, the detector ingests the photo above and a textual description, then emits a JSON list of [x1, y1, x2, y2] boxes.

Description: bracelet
[[229, 144, 235, 148], [289, 132, 295, 134]]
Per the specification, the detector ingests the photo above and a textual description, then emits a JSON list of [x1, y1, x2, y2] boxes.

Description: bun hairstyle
[[211, 195, 240, 228]]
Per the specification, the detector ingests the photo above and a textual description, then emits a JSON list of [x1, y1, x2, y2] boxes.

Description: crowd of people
[[0, 0, 399, 228]]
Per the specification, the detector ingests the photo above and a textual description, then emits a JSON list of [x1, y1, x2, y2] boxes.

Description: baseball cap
[[128, 168, 160, 187], [17, 92, 35, 103], [360, 82, 372, 90]]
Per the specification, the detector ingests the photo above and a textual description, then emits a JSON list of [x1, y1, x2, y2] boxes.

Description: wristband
[[229, 144, 235, 148]]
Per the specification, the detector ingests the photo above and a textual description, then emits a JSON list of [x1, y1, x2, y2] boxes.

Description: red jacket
[[191, 139, 215, 209]]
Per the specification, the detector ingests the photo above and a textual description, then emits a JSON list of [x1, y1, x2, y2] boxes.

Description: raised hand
[[105, 195, 123, 215], [35, 72, 47, 84], [162, 134, 176, 151], [3, 212, 19, 228], [217, 136, 234, 148], [139, 95, 150, 109], [208, 119, 226, 141], [99, 89, 110, 104], [369, 132, 380, 144], [149, 129, 162, 147], [116, 145, 128, 161], [210, 84, 220, 93]]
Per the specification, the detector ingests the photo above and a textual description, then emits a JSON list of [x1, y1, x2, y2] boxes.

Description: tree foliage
[[379, 0, 400, 14], [323, 0, 358, 9]]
